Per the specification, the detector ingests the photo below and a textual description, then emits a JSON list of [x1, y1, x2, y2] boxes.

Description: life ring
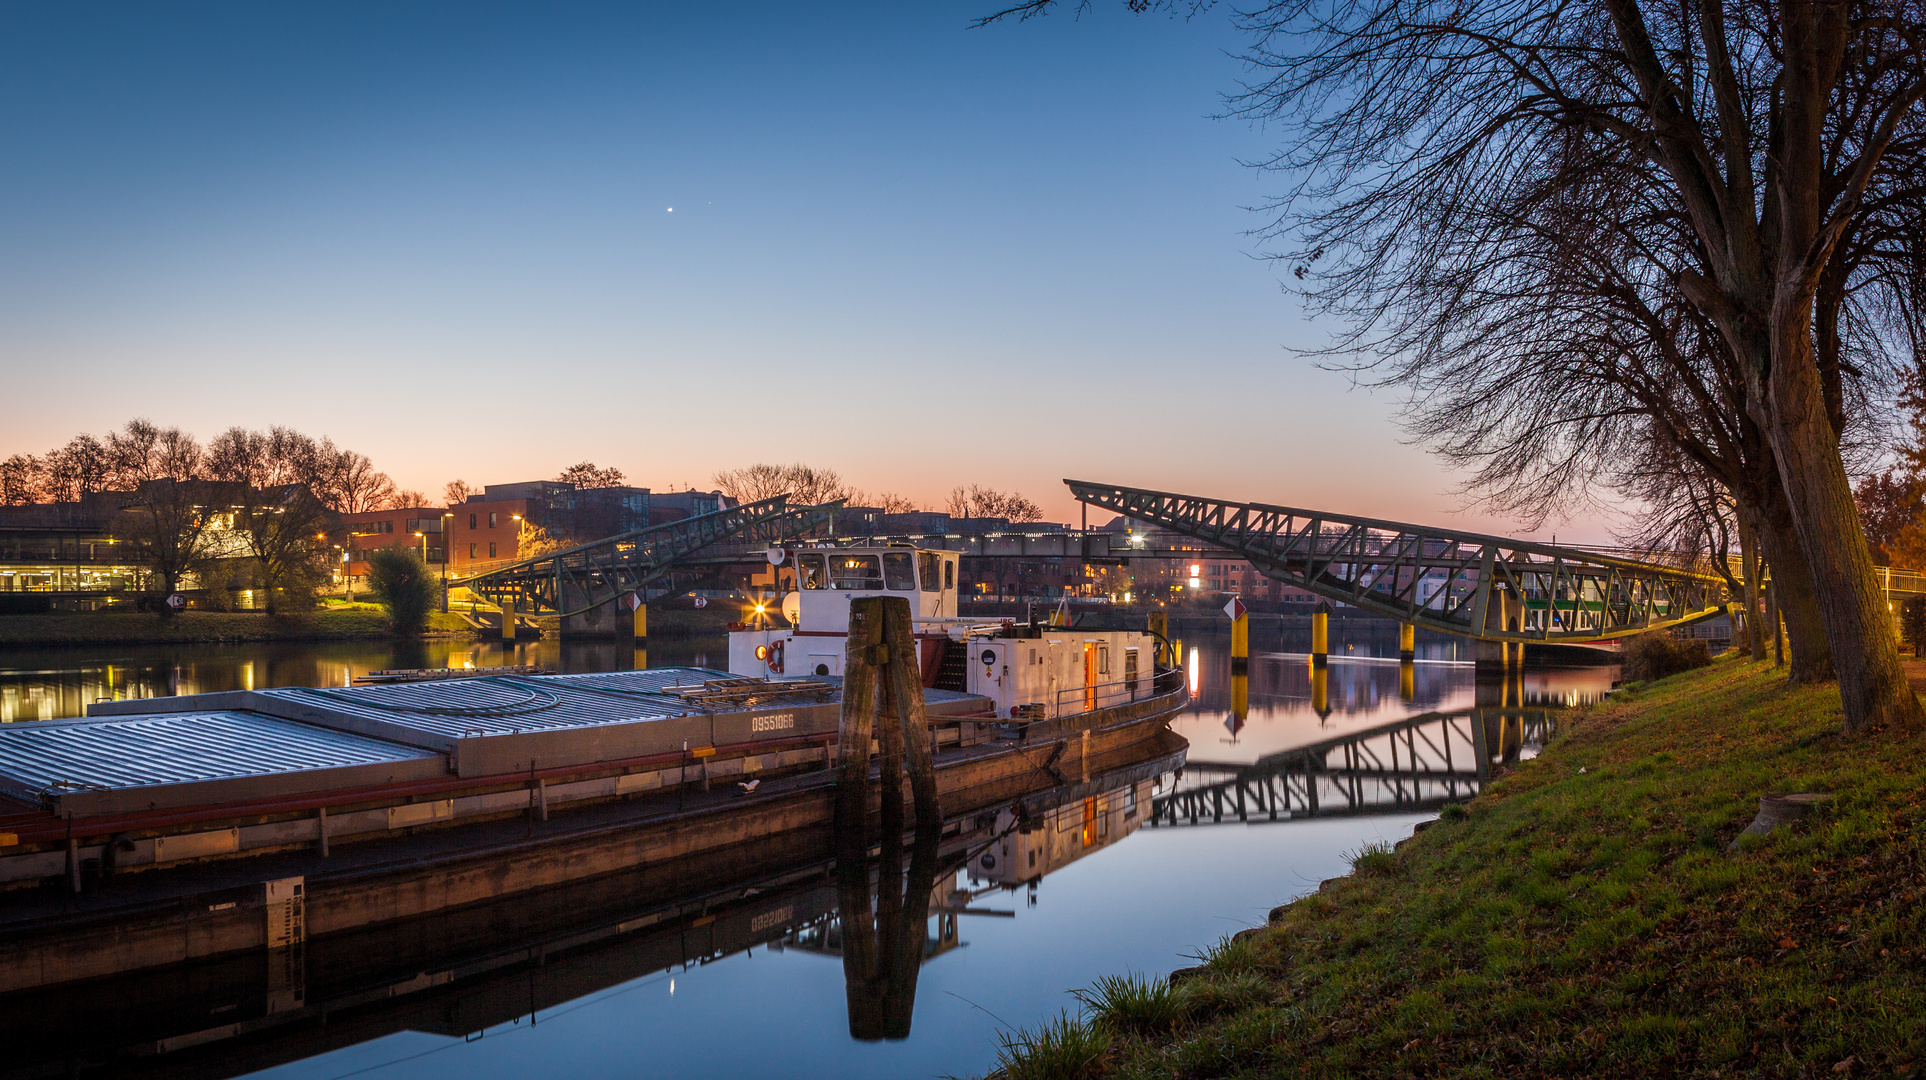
[[767, 639, 785, 674]]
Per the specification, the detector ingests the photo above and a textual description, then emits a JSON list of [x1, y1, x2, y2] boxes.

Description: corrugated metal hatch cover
[[0, 711, 437, 798]]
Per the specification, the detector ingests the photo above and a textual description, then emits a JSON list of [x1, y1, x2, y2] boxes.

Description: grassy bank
[[992, 658, 1926, 1078], [0, 607, 475, 646]]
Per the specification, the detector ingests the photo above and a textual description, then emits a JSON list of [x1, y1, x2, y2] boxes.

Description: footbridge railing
[[1066, 481, 1728, 644], [462, 496, 839, 617], [1152, 707, 1554, 826]]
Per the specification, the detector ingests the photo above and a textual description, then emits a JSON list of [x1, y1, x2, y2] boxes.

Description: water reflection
[[1156, 707, 1555, 826], [1171, 634, 1614, 765], [0, 638, 721, 723], [0, 754, 1170, 1079]]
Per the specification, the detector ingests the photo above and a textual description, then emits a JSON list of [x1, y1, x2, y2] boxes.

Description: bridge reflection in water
[[1155, 703, 1554, 827]]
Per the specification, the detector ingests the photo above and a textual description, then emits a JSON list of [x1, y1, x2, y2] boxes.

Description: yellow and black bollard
[[1311, 604, 1330, 669], [632, 595, 648, 669], [1229, 602, 1249, 676], [1148, 610, 1169, 667], [501, 598, 517, 643], [1399, 622, 1415, 663]]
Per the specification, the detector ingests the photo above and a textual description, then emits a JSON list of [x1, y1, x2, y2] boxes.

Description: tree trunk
[[1746, 481, 1832, 681], [1737, 513, 1764, 661], [1765, 339, 1922, 729]]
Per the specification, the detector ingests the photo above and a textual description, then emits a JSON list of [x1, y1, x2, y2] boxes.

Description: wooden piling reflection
[[836, 822, 941, 1040], [835, 595, 943, 1039]]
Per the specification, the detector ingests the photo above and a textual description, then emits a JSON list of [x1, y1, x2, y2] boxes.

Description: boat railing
[[1038, 669, 1182, 721]]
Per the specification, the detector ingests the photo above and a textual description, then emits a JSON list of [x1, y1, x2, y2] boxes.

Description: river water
[[0, 624, 1607, 1080]]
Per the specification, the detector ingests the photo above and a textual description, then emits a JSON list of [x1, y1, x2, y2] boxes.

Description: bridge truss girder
[[1067, 481, 1729, 644], [462, 496, 839, 618]]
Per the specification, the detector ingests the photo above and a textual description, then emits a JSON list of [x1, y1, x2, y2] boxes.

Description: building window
[[489, 541, 498, 558], [469, 513, 477, 529], [489, 513, 498, 528], [469, 542, 477, 558]]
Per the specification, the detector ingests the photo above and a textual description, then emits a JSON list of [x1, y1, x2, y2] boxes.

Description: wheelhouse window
[[830, 555, 883, 590], [917, 552, 941, 592], [883, 552, 916, 591], [944, 558, 955, 590], [798, 553, 828, 590]]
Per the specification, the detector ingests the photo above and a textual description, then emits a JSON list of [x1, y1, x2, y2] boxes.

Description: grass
[[0, 608, 476, 645], [984, 655, 1926, 1078]]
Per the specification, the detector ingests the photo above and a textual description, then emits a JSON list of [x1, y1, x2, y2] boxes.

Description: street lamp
[[440, 512, 453, 613]]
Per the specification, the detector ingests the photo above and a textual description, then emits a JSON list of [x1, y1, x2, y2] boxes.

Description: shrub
[[1619, 631, 1711, 683], [364, 547, 436, 636], [1902, 596, 1926, 658]]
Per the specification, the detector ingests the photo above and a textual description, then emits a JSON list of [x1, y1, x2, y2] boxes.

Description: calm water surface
[[0, 624, 1609, 1080]]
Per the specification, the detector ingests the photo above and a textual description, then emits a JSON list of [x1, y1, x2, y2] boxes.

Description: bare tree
[[557, 462, 626, 489], [1213, 0, 1921, 728], [989, 0, 1926, 729], [946, 485, 1044, 522], [330, 452, 396, 513], [39, 434, 111, 502], [858, 491, 921, 514], [386, 489, 429, 509], [204, 427, 341, 613], [111, 425, 217, 611], [712, 463, 853, 506], [444, 479, 474, 505], [0, 455, 41, 505]]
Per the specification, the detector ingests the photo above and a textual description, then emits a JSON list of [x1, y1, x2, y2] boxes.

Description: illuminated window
[[830, 555, 883, 590], [798, 553, 827, 589], [489, 513, 498, 528]]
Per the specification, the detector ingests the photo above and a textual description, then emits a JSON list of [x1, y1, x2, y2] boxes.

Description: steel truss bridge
[[1067, 481, 1729, 644], [461, 496, 839, 618], [1153, 707, 1555, 826]]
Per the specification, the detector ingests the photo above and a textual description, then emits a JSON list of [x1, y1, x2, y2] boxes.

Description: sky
[[0, 1, 1603, 539]]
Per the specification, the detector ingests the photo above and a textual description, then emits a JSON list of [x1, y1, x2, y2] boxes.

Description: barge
[[0, 743, 1184, 1079], [0, 669, 1186, 993]]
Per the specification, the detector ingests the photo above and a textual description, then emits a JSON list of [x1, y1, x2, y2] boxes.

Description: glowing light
[[755, 645, 769, 660], [1187, 646, 1200, 695]]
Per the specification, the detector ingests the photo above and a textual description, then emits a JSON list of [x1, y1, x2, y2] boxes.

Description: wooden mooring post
[[836, 596, 940, 837]]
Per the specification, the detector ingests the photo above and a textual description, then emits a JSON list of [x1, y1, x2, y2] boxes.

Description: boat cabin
[[786, 546, 960, 632], [729, 545, 1165, 721]]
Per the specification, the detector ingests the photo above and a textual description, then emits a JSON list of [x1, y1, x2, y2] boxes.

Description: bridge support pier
[[557, 577, 622, 638]]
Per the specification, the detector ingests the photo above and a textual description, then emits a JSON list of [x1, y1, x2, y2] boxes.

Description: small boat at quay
[[0, 547, 1189, 994], [730, 543, 1167, 721]]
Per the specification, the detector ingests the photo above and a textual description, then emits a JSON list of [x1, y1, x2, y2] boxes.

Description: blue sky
[[0, 1, 1570, 536]]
